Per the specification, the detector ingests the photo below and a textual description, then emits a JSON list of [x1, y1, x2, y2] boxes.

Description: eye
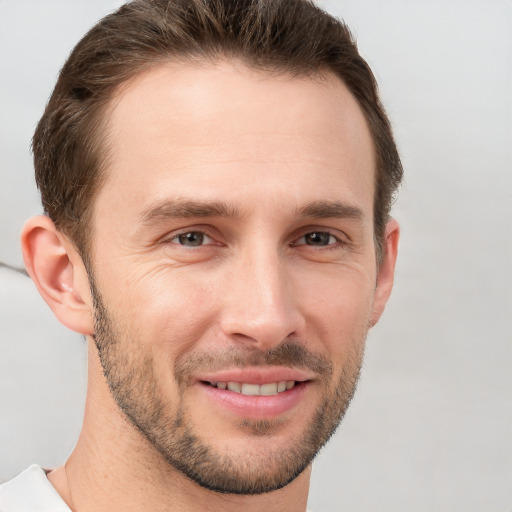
[[295, 231, 339, 247], [169, 231, 214, 247]]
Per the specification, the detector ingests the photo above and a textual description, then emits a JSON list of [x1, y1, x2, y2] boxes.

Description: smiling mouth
[[204, 380, 298, 396]]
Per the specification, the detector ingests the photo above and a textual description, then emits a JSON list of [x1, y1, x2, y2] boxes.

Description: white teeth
[[241, 383, 260, 395], [227, 382, 241, 393], [260, 383, 278, 396], [212, 380, 296, 395]]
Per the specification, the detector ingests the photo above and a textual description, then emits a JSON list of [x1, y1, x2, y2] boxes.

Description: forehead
[[95, 60, 375, 222]]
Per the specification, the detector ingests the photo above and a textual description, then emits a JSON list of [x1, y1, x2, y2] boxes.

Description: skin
[[22, 61, 399, 511]]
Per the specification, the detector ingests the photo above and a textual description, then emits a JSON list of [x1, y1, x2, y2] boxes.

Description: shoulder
[[0, 465, 70, 512]]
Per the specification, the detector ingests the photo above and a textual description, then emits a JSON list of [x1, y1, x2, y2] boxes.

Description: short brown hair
[[33, 0, 403, 259]]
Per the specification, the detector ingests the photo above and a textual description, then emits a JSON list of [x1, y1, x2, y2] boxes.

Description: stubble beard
[[90, 277, 366, 495]]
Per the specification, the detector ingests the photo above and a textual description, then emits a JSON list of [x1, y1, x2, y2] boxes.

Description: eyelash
[[167, 230, 216, 247], [165, 229, 346, 249], [292, 231, 344, 249]]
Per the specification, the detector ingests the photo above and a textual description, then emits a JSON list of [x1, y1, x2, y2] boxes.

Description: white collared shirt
[[0, 465, 71, 511]]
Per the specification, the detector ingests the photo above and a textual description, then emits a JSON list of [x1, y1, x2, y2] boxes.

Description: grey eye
[[299, 232, 336, 246], [176, 232, 205, 246]]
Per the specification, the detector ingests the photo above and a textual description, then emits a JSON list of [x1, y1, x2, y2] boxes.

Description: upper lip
[[196, 366, 315, 385]]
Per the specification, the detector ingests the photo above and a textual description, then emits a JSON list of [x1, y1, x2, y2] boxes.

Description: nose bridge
[[220, 240, 302, 349]]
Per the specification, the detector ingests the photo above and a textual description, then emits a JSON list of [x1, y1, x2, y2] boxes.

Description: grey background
[[1, 1, 511, 510]]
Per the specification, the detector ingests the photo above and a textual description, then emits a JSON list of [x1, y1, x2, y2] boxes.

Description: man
[[0, 0, 402, 510]]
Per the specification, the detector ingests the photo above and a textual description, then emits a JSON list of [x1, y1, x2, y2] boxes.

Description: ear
[[370, 218, 400, 327], [21, 215, 94, 335]]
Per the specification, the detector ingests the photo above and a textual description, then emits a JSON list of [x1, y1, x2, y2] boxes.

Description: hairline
[[69, 56, 384, 265]]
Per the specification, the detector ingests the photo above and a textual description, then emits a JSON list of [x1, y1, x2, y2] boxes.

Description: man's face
[[87, 61, 381, 493]]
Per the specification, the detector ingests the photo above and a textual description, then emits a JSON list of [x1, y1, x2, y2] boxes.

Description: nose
[[219, 247, 305, 351]]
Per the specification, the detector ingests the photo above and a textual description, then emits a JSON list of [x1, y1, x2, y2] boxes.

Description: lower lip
[[199, 381, 308, 419]]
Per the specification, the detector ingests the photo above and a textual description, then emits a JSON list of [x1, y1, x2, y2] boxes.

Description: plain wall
[[1, 1, 511, 510]]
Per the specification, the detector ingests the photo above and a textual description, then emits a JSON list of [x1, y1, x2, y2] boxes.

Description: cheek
[[117, 267, 220, 356], [297, 265, 376, 350]]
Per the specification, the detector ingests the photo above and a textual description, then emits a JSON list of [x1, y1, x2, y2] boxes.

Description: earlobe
[[21, 215, 94, 335], [370, 218, 400, 327]]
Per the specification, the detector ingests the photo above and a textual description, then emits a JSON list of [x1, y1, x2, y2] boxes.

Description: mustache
[[174, 341, 333, 385]]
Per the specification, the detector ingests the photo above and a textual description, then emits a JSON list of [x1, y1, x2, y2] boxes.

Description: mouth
[[204, 380, 297, 396], [195, 369, 313, 419]]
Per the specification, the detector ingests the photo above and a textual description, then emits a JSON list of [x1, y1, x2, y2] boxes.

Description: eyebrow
[[140, 198, 364, 225], [297, 200, 364, 221], [141, 199, 242, 225]]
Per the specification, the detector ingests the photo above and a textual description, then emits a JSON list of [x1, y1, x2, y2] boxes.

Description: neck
[[49, 343, 311, 512]]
